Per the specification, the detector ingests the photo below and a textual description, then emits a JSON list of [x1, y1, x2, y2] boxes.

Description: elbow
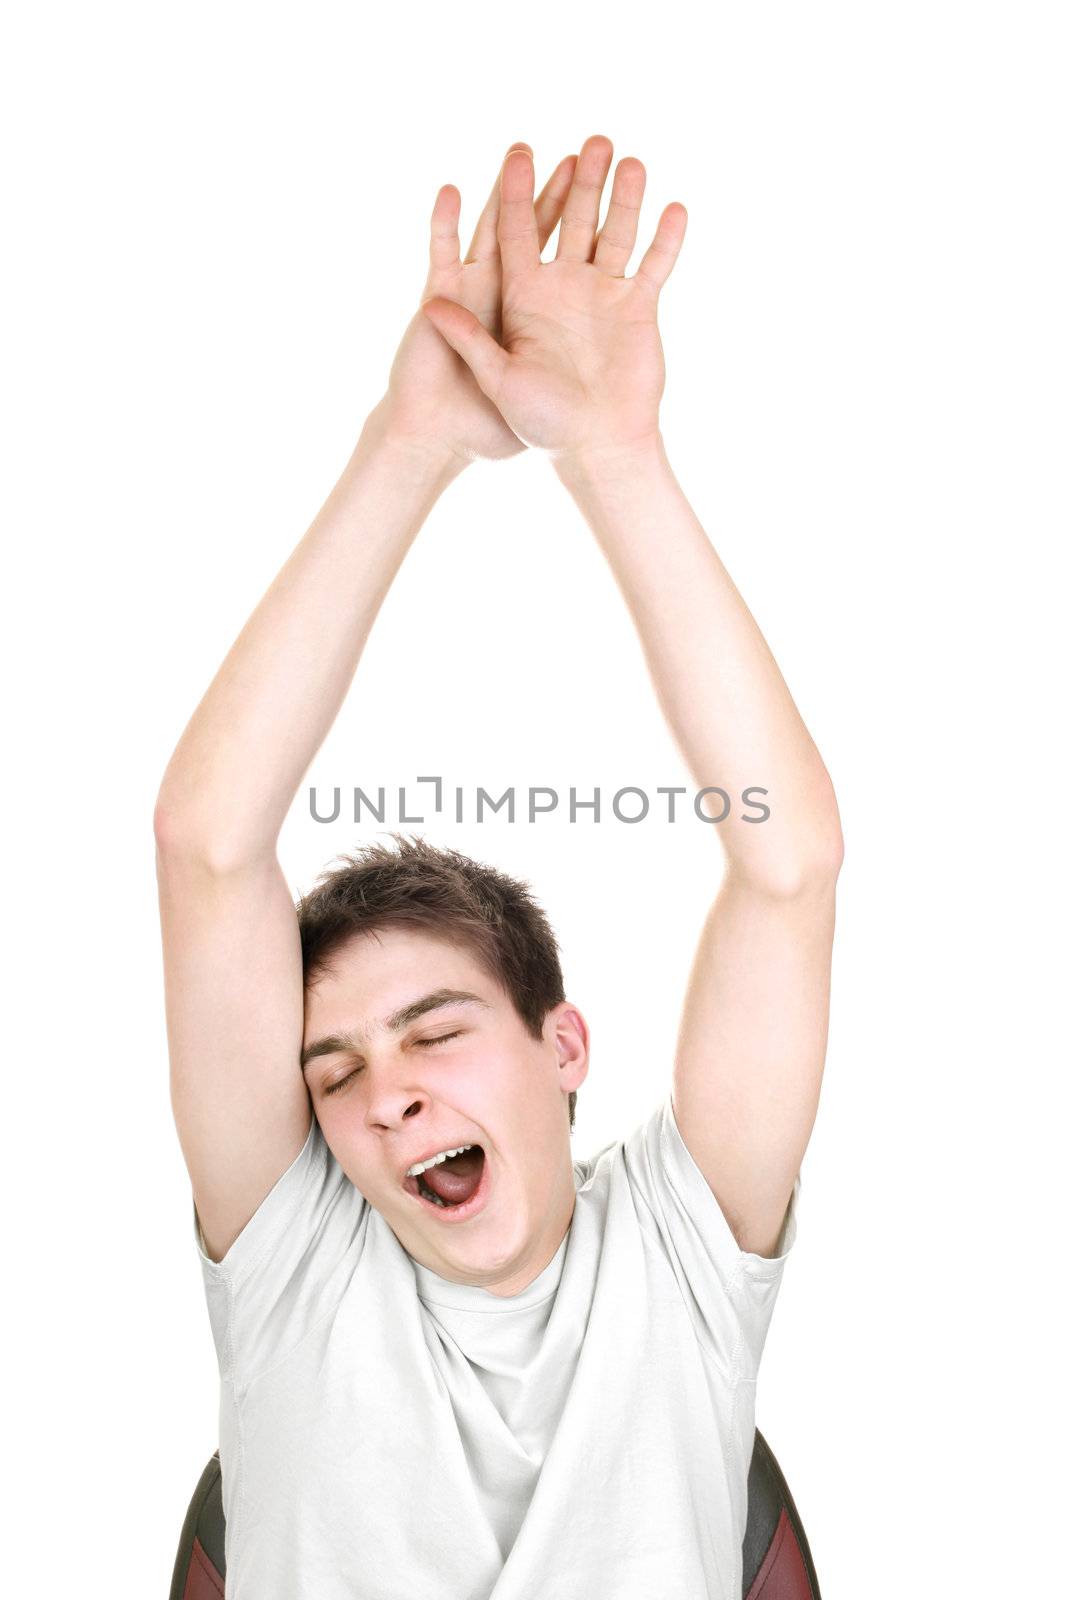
[[810, 817, 845, 885], [153, 794, 269, 877], [730, 814, 845, 900], [790, 774, 845, 889], [743, 851, 843, 900], [152, 793, 177, 852], [152, 790, 207, 858], [790, 811, 845, 895]]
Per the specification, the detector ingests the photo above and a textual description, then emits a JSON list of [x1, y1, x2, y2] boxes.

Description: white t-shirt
[[194, 1095, 800, 1599]]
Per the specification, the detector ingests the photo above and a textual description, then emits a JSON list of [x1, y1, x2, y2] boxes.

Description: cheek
[[471, 1053, 554, 1135], [456, 1044, 509, 1094], [324, 1129, 387, 1205]]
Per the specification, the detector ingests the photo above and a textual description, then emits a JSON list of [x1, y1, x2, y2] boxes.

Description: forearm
[[553, 434, 842, 889], [155, 403, 467, 867]]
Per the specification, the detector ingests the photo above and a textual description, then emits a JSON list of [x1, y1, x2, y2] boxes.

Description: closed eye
[[320, 1031, 463, 1097]]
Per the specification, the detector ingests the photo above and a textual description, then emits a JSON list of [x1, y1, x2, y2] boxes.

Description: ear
[[550, 1003, 589, 1097]]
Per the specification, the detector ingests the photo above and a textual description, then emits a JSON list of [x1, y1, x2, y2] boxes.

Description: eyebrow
[[300, 988, 491, 1073]]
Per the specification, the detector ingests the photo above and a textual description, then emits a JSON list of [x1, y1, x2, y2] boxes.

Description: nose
[[364, 1084, 429, 1134]]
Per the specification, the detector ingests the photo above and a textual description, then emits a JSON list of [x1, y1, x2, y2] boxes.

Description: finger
[[421, 296, 509, 401], [467, 149, 576, 265], [634, 202, 688, 294], [465, 142, 532, 264], [593, 157, 646, 277], [498, 148, 541, 278], [428, 185, 462, 277], [534, 154, 578, 251], [555, 133, 614, 262]]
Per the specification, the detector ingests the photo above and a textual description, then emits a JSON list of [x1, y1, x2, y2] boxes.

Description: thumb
[[421, 297, 508, 401]]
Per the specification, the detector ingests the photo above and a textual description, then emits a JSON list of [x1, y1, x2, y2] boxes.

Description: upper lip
[[400, 1140, 479, 1182]]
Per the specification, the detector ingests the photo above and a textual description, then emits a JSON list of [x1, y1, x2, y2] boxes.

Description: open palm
[[381, 145, 578, 464], [422, 136, 687, 460]]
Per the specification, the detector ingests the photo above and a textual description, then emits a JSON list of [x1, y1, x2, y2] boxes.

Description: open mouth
[[402, 1145, 490, 1222]]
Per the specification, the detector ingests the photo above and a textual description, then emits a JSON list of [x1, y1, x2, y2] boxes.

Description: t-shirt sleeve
[[193, 1114, 368, 1384], [623, 1093, 800, 1382]]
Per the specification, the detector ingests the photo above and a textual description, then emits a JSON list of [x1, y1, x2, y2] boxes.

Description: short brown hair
[[296, 832, 575, 1129]]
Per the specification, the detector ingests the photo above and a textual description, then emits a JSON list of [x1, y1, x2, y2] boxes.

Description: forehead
[[304, 926, 499, 1034]]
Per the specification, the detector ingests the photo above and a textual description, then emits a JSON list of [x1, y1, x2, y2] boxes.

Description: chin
[[432, 1204, 532, 1277]]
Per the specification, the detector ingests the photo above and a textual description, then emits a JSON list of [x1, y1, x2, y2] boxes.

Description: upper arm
[[155, 836, 313, 1264], [671, 863, 839, 1258]]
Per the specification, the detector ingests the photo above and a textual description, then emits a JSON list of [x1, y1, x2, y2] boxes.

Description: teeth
[[406, 1144, 473, 1179]]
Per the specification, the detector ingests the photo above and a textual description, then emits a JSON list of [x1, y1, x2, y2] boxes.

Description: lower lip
[[403, 1149, 492, 1223]]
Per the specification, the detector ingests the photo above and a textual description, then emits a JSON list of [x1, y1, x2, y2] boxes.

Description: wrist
[[356, 400, 473, 490], [550, 429, 669, 495]]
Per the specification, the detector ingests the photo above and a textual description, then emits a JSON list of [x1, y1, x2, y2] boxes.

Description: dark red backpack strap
[[170, 1449, 226, 1600], [742, 1429, 821, 1599]]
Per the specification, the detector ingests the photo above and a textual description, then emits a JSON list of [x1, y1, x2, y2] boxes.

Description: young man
[[155, 135, 843, 1600]]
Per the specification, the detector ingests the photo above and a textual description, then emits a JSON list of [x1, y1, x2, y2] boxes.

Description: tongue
[[422, 1147, 484, 1205]]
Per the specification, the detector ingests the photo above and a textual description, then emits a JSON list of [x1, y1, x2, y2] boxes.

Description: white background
[[4, 2, 1068, 1593]]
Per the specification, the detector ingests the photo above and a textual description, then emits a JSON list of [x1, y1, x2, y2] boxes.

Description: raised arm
[[552, 439, 842, 1260], [155, 146, 575, 1262], [156, 143, 577, 865], [426, 135, 843, 1259]]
